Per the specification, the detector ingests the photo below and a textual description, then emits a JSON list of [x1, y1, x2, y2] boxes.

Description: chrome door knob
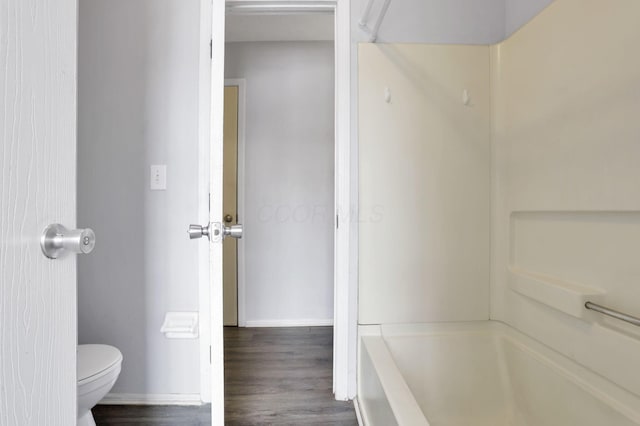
[[224, 224, 243, 239], [41, 224, 96, 259], [188, 224, 210, 240]]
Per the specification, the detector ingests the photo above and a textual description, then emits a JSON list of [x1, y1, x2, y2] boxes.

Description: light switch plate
[[150, 165, 167, 190]]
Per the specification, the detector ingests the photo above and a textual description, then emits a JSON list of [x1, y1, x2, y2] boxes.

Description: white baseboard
[[244, 319, 333, 327], [100, 393, 202, 406]]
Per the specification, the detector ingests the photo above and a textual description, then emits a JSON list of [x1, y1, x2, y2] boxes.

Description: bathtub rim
[[357, 320, 640, 425], [359, 333, 430, 425]]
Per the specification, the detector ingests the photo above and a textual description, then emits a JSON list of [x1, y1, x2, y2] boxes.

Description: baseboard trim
[[244, 319, 334, 327], [100, 393, 203, 406]]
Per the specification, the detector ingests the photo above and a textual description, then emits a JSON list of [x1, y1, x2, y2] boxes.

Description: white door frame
[[331, 0, 357, 401], [197, 0, 356, 417]]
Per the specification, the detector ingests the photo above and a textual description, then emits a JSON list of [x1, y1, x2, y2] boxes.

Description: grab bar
[[585, 302, 640, 327]]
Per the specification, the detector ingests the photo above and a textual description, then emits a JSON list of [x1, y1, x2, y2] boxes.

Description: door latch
[[188, 222, 242, 243]]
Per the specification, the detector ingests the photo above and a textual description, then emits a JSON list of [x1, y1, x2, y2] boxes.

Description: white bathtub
[[357, 321, 640, 426]]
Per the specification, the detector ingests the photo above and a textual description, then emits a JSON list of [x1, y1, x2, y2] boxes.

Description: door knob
[[224, 224, 243, 239], [41, 224, 96, 259], [224, 214, 234, 223], [188, 222, 241, 242], [188, 224, 211, 240]]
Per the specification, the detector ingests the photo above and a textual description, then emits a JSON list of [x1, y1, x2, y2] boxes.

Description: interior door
[[0, 0, 79, 425], [223, 86, 239, 326], [210, 1, 226, 424]]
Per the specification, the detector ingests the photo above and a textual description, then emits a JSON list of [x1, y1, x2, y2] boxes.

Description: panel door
[[223, 86, 239, 326], [0, 0, 79, 424]]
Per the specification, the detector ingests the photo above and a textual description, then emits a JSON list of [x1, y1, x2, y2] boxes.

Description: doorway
[[205, 1, 356, 423], [218, 8, 354, 424]]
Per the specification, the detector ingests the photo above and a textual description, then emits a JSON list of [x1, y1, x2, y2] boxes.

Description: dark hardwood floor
[[94, 326, 357, 425], [93, 404, 211, 425], [224, 326, 357, 425]]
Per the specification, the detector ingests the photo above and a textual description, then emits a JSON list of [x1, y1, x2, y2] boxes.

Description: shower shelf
[[508, 267, 605, 319]]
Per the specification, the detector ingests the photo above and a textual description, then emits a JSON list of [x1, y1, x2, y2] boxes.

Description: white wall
[[492, 0, 640, 399], [225, 42, 335, 326], [348, 0, 546, 329], [357, 0, 640, 403], [77, 0, 201, 395], [358, 44, 491, 324]]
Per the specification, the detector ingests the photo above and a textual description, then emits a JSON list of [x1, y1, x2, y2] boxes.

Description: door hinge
[[336, 214, 339, 229], [209, 39, 213, 59], [209, 345, 212, 364], [208, 193, 211, 212]]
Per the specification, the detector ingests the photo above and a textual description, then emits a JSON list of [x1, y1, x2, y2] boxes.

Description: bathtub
[[357, 321, 640, 426]]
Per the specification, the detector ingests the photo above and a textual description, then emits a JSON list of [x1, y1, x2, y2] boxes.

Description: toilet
[[77, 344, 123, 426]]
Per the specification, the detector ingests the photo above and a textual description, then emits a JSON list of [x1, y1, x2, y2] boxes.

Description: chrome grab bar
[[585, 302, 640, 327]]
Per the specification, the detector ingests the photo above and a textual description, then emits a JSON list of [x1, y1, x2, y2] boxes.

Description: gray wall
[[78, 0, 201, 395], [505, 0, 555, 37], [225, 42, 335, 325], [350, 0, 554, 44], [350, 0, 506, 44]]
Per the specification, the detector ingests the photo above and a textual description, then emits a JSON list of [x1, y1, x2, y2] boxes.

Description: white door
[[0, 0, 79, 425], [188, 2, 227, 422], [211, 2, 227, 424]]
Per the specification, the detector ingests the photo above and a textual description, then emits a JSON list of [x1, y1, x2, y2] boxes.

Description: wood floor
[[224, 326, 356, 425], [94, 326, 357, 425], [93, 404, 211, 425]]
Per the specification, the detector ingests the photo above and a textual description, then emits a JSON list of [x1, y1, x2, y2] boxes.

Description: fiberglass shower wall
[[358, 0, 640, 403]]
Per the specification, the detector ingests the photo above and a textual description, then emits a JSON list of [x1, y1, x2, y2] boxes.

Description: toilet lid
[[78, 344, 123, 382]]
